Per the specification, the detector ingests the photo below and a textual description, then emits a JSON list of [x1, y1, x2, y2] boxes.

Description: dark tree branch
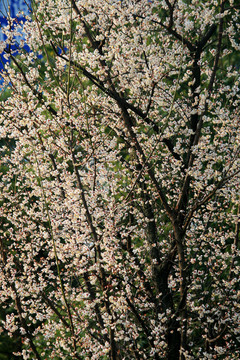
[[125, 297, 161, 360], [183, 167, 240, 232], [13, 287, 42, 360], [6, 51, 57, 117], [208, 7, 224, 93]]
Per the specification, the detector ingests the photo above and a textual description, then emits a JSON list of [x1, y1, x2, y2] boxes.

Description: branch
[[72, 154, 118, 357], [208, 5, 224, 93], [13, 287, 42, 360], [41, 292, 70, 328], [183, 168, 240, 231], [125, 297, 161, 360], [120, 107, 174, 220], [145, 82, 156, 117], [198, 24, 217, 49], [206, 325, 227, 344], [6, 51, 57, 117], [52, 41, 160, 133], [133, 14, 195, 53], [162, 138, 182, 162]]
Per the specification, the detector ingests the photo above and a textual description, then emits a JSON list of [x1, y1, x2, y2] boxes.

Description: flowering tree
[[0, 0, 239, 359]]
